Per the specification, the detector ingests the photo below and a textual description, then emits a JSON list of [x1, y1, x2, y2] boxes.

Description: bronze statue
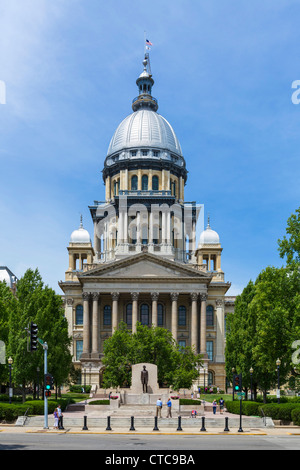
[[141, 365, 148, 393]]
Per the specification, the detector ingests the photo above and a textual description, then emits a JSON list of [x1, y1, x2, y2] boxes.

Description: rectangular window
[[178, 340, 186, 350], [76, 340, 83, 361], [206, 341, 213, 361]]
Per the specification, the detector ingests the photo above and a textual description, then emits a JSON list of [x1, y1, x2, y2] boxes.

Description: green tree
[[278, 206, 300, 265], [101, 322, 202, 390], [0, 281, 18, 385], [225, 280, 257, 396], [6, 268, 72, 402], [250, 265, 300, 401]]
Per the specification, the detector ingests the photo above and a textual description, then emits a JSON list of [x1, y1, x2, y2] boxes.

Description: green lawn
[[61, 392, 90, 403]]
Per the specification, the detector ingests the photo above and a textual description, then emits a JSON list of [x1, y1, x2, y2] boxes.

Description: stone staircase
[[22, 414, 269, 429]]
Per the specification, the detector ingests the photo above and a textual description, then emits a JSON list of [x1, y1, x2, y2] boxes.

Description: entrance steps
[[22, 415, 268, 429]]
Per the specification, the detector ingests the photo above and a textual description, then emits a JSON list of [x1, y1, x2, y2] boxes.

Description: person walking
[[53, 408, 59, 429], [166, 398, 172, 418], [57, 404, 63, 429], [212, 399, 217, 415], [156, 398, 162, 418], [219, 397, 225, 414]]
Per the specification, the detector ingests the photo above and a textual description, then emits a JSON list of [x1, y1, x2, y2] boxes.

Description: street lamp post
[[276, 359, 281, 404], [8, 356, 13, 404], [250, 367, 253, 401]]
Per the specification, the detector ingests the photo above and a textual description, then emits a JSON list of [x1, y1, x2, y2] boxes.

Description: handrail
[[260, 407, 266, 426]]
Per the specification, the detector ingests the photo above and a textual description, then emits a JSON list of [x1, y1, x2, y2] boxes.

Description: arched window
[[142, 175, 148, 190], [206, 305, 214, 326], [152, 175, 159, 191], [140, 303, 149, 325], [157, 303, 164, 326], [75, 305, 83, 325], [131, 175, 138, 191], [126, 303, 132, 326], [103, 305, 112, 326], [178, 305, 186, 326]]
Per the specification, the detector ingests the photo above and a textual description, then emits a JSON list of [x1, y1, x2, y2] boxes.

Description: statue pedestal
[[124, 393, 169, 405]]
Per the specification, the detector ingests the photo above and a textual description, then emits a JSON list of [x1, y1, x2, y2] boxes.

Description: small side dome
[[70, 216, 91, 244], [198, 218, 220, 246], [0, 267, 17, 288]]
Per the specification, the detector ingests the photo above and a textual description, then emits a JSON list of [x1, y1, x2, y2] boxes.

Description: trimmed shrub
[[291, 408, 300, 426], [225, 401, 261, 416], [0, 398, 74, 423], [259, 403, 300, 422], [179, 399, 201, 405]]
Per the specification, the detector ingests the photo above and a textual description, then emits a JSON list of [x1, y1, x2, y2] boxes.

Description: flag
[[146, 39, 153, 46]]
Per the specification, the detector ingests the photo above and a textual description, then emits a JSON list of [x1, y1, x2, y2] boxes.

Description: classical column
[[170, 292, 179, 341], [82, 292, 90, 358], [215, 299, 225, 362], [190, 292, 198, 351], [111, 292, 119, 332], [131, 292, 139, 334], [151, 292, 159, 327], [91, 292, 100, 358], [200, 293, 207, 358]]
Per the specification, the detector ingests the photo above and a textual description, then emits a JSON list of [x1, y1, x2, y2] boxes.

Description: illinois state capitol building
[[59, 54, 234, 391]]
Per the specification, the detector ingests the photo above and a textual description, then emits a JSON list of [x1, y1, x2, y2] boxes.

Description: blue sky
[[0, 0, 299, 296]]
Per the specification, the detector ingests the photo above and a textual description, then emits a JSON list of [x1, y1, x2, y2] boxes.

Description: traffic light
[[30, 322, 38, 352], [44, 373, 54, 395], [234, 373, 242, 392]]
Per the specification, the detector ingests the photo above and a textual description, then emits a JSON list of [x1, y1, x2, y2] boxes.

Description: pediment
[[79, 253, 211, 281]]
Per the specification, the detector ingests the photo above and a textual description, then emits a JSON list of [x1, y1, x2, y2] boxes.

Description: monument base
[[123, 392, 170, 405]]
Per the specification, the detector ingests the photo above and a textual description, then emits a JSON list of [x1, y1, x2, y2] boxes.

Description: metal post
[[43, 342, 48, 429], [224, 417, 229, 432], [130, 416, 135, 431], [177, 416, 183, 431], [153, 416, 159, 431], [200, 416, 206, 432], [82, 415, 88, 430], [238, 399, 243, 432], [106, 416, 112, 431]]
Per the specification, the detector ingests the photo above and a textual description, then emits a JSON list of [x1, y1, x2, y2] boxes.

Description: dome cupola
[[198, 216, 220, 247], [70, 216, 91, 244]]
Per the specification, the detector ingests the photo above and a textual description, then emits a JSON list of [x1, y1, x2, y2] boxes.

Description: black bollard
[[153, 416, 159, 431], [130, 416, 135, 431], [177, 416, 183, 431], [224, 417, 229, 432], [82, 415, 88, 431], [106, 416, 112, 431], [200, 416, 206, 432]]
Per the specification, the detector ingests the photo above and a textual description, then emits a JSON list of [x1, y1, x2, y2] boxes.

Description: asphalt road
[[1, 433, 300, 452]]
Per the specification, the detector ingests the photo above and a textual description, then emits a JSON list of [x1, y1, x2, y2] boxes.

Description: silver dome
[[70, 217, 91, 244], [106, 109, 182, 157], [198, 222, 220, 246]]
